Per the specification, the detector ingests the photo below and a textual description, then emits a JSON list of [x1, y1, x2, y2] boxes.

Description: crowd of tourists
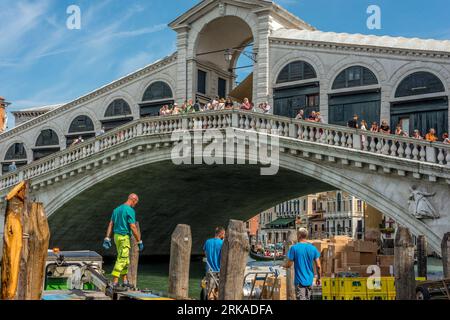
[[294, 109, 449, 144], [158, 97, 271, 115], [345, 114, 449, 144]]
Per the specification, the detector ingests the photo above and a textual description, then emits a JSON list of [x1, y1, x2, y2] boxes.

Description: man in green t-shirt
[[103, 194, 143, 288]]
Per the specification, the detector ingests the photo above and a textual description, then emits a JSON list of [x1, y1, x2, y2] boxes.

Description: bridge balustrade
[[1, 110, 450, 191]]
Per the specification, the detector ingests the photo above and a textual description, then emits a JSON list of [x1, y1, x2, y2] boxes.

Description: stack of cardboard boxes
[[310, 236, 394, 277]]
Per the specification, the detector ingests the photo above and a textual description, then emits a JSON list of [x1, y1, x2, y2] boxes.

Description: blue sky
[[1, 0, 450, 129]]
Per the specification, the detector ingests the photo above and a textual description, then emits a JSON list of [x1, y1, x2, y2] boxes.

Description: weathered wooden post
[[168, 224, 192, 299], [219, 219, 250, 300], [24, 203, 50, 300], [16, 199, 30, 300], [1, 181, 27, 300], [394, 226, 416, 300], [417, 235, 427, 279], [128, 222, 141, 288], [442, 232, 450, 278], [285, 230, 297, 300]]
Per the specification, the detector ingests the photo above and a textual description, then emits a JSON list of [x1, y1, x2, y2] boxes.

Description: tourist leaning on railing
[[379, 120, 390, 134], [395, 124, 408, 137], [412, 130, 423, 140], [240, 97, 253, 111], [295, 109, 304, 120], [443, 133, 450, 144], [425, 128, 438, 142]]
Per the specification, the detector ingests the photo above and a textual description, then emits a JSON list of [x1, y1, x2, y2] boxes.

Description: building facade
[[1, 0, 449, 176], [322, 191, 365, 239], [256, 190, 365, 244]]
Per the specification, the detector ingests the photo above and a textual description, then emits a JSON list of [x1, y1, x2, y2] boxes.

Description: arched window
[[105, 99, 131, 117], [276, 61, 317, 84], [5, 143, 27, 160], [395, 72, 445, 98], [66, 115, 95, 147], [332, 66, 378, 90], [142, 81, 173, 101], [36, 129, 59, 146], [34, 129, 60, 161], [69, 115, 94, 133], [2, 143, 28, 174]]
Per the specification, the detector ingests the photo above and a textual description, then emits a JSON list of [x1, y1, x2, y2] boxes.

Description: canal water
[[104, 257, 444, 300]]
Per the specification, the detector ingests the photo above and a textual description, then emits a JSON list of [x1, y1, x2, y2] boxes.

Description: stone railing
[[235, 111, 450, 166], [0, 111, 233, 191], [1, 110, 450, 191]]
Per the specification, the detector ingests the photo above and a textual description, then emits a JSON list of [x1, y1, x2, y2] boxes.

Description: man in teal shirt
[[284, 228, 321, 300], [103, 194, 143, 288]]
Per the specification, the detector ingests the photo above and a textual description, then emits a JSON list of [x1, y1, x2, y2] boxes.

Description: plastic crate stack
[[321, 277, 426, 300]]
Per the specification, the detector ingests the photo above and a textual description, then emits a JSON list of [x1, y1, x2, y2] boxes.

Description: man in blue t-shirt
[[284, 228, 321, 300], [203, 227, 225, 272]]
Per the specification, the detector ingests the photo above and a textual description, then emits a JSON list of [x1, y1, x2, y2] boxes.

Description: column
[[174, 27, 190, 103], [253, 14, 270, 106]]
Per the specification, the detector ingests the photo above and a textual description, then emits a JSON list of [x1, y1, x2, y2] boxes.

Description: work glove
[[103, 237, 112, 250], [138, 241, 144, 252]]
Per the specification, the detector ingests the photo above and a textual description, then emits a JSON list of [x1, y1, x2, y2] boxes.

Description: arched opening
[[273, 60, 319, 118], [140, 81, 174, 117], [195, 16, 254, 105], [101, 99, 133, 131], [33, 129, 60, 161], [329, 66, 381, 127], [391, 71, 448, 137], [2, 142, 27, 173], [66, 115, 95, 147]]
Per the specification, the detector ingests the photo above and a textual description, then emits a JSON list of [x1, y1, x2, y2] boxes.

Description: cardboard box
[[328, 244, 348, 258], [378, 255, 394, 266], [354, 240, 378, 253], [380, 266, 393, 276], [342, 251, 361, 266], [331, 235, 353, 244], [334, 258, 342, 270], [360, 252, 377, 265], [312, 240, 329, 253]]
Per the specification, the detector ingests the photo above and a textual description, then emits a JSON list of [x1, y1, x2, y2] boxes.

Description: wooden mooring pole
[[168, 224, 192, 299], [128, 222, 141, 288], [442, 232, 450, 279], [219, 219, 250, 300], [1, 182, 27, 300], [285, 230, 296, 300], [24, 203, 50, 300], [1, 182, 50, 300], [417, 235, 427, 279], [394, 226, 416, 300]]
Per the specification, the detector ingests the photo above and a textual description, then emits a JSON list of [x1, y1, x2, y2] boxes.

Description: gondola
[[249, 250, 285, 261]]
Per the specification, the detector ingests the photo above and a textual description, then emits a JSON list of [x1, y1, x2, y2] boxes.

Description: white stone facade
[[1, 0, 450, 173]]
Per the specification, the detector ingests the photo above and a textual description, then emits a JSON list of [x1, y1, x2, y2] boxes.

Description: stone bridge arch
[[23, 130, 448, 255]]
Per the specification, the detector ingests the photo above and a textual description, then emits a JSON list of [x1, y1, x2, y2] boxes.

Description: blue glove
[[138, 241, 144, 252], [103, 238, 112, 250]]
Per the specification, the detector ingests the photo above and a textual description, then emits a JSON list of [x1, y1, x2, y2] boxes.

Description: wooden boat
[[249, 250, 284, 261]]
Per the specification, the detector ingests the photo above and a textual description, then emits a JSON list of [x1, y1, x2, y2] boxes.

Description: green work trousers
[[111, 234, 131, 278]]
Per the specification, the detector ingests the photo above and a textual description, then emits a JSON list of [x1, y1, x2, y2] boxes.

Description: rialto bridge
[[0, 110, 449, 255], [0, 0, 450, 256]]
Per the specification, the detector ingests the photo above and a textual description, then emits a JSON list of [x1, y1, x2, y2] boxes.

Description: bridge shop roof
[[271, 29, 450, 53]]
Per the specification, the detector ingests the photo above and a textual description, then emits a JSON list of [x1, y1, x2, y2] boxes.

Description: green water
[[104, 259, 205, 299]]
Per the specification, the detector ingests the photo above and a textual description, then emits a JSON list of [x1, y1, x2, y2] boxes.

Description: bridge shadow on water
[[48, 161, 332, 256]]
